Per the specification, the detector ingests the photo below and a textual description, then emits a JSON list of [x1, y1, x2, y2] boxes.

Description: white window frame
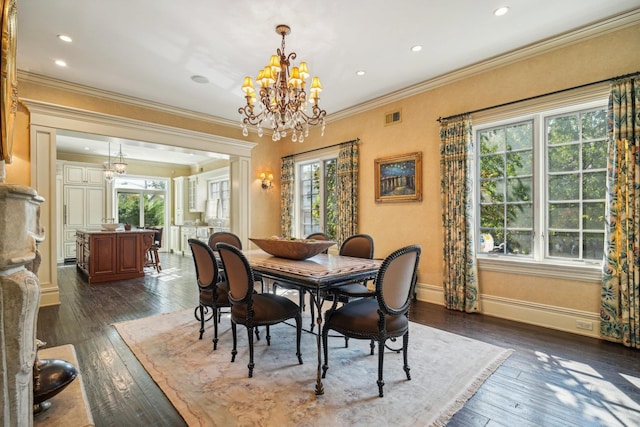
[[293, 148, 338, 239], [472, 88, 608, 282], [112, 175, 170, 229]]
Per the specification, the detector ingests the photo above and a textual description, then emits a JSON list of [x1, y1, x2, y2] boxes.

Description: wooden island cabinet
[[76, 230, 155, 283]]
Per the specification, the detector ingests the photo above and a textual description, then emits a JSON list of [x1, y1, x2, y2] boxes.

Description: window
[[115, 176, 168, 227], [475, 100, 607, 273], [295, 156, 337, 239], [208, 179, 230, 219]]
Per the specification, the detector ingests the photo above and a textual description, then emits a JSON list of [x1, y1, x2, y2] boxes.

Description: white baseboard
[[415, 282, 601, 339]]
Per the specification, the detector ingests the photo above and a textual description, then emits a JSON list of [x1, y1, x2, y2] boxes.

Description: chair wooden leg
[[153, 249, 161, 272], [247, 326, 255, 378], [403, 332, 411, 380], [231, 322, 238, 362], [197, 305, 205, 339], [212, 307, 219, 350], [377, 339, 385, 397]]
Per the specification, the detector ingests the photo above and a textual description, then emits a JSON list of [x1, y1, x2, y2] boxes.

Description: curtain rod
[[436, 71, 640, 123], [281, 138, 360, 160]]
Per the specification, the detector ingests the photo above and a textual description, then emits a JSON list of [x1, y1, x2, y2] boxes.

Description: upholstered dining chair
[[321, 244, 421, 397], [315, 234, 376, 336], [272, 232, 329, 323], [188, 238, 229, 350], [208, 231, 264, 292], [216, 242, 303, 378]]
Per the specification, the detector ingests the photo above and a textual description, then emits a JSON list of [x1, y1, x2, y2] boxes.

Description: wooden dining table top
[[242, 249, 382, 289]]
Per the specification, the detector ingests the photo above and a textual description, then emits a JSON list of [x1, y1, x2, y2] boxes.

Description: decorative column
[[0, 181, 45, 427]]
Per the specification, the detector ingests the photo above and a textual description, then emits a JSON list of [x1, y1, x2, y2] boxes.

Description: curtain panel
[[601, 76, 640, 348], [280, 155, 295, 238], [439, 114, 479, 313], [336, 140, 359, 245]]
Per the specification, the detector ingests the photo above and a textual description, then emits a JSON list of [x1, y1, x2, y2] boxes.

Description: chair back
[[306, 232, 329, 241], [208, 231, 242, 251], [145, 226, 163, 248], [306, 232, 329, 253], [340, 234, 374, 259], [375, 245, 421, 316], [188, 238, 219, 289], [216, 242, 254, 304]]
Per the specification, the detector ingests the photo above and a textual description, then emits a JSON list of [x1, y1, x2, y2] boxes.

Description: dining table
[[241, 249, 382, 396]]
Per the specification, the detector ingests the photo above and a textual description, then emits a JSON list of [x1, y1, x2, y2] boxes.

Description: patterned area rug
[[114, 308, 513, 426]]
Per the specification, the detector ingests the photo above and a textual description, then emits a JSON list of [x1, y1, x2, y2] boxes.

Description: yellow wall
[[275, 23, 640, 315], [4, 23, 639, 320]]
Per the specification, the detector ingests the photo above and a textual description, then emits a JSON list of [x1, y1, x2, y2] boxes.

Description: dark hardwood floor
[[37, 253, 640, 426]]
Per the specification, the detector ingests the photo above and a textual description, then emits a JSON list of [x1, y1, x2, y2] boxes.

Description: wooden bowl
[[249, 238, 336, 260]]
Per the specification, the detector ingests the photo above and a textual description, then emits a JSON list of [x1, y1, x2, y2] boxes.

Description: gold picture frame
[[1, 0, 18, 165], [374, 152, 422, 203]]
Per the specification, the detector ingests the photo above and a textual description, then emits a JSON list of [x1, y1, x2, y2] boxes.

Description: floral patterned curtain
[[439, 114, 479, 313], [280, 155, 295, 238], [336, 140, 359, 245], [601, 76, 640, 348]]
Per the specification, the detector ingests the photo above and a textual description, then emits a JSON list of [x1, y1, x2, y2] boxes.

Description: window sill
[[477, 256, 602, 283]]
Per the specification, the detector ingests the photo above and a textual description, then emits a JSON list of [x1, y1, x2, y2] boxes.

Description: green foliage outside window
[[478, 106, 607, 261]]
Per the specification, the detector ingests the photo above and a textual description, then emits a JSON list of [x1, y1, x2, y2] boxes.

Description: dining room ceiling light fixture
[[238, 24, 326, 143]]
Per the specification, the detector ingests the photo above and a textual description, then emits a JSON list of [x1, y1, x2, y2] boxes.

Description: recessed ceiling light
[[494, 6, 509, 16], [54, 59, 67, 67], [411, 45, 423, 52], [57, 34, 72, 43], [191, 75, 209, 84], [356, 70, 366, 76]]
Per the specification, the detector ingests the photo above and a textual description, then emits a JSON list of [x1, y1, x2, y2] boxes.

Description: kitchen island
[[76, 229, 155, 283]]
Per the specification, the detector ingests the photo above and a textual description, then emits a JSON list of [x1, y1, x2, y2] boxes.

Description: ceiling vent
[[384, 110, 402, 126]]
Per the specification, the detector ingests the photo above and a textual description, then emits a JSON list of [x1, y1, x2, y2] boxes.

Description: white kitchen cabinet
[[173, 177, 186, 225], [63, 164, 105, 186], [181, 226, 196, 254], [62, 177, 105, 260], [177, 225, 214, 256], [188, 175, 208, 213], [169, 226, 181, 254]]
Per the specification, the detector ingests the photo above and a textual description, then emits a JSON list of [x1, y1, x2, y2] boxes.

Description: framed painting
[[374, 152, 422, 202]]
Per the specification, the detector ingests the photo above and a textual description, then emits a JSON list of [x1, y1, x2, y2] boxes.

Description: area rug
[[114, 309, 513, 427]]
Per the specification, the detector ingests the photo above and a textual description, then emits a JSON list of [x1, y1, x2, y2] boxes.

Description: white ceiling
[[16, 1, 640, 164]]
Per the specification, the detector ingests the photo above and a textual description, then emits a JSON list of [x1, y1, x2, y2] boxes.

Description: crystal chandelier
[[238, 25, 326, 143]]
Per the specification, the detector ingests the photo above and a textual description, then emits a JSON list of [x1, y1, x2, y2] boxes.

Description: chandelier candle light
[[239, 24, 326, 143]]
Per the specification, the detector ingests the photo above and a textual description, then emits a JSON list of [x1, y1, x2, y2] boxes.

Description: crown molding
[[17, 70, 240, 129], [328, 8, 640, 122], [17, 9, 640, 126]]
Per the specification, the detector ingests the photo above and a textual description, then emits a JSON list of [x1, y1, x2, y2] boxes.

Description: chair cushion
[[199, 284, 229, 307], [326, 298, 407, 337], [335, 282, 372, 297], [231, 293, 299, 324]]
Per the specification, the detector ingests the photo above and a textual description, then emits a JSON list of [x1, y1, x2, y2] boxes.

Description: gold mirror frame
[[1, 0, 18, 164]]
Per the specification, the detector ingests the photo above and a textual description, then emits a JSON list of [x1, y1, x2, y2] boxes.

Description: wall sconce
[[260, 172, 274, 190]]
